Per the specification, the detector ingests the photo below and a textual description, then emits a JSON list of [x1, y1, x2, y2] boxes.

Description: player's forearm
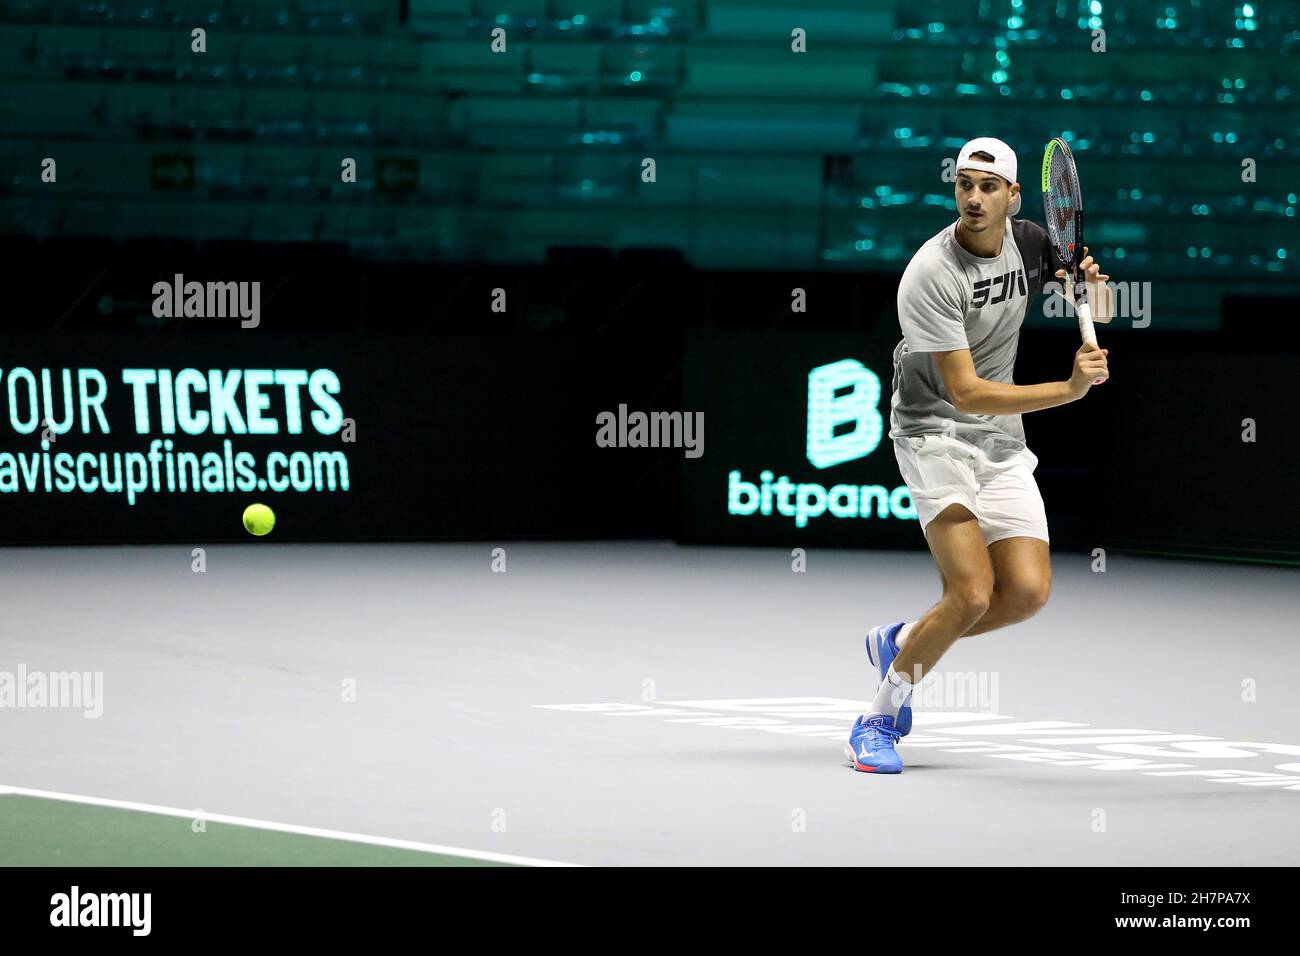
[[953, 378, 1076, 416]]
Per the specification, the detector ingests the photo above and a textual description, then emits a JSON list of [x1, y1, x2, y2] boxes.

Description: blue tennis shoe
[[845, 714, 904, 774], [866, 621, 912, 736]]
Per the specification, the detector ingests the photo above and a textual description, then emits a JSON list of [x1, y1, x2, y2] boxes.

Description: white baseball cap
[[956, 137, 1021, 215]]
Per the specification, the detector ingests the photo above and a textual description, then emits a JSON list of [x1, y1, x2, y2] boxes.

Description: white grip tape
[[1069, 275, 1105, 384]]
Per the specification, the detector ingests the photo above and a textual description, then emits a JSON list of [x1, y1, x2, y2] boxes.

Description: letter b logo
[[806, 359, 882, 469]]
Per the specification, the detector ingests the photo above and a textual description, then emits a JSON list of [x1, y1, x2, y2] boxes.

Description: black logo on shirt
[[971, 269, 1028, 310]]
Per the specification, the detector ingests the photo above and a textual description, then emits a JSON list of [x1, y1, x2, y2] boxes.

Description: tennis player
[[848, 137, 1111, 773]]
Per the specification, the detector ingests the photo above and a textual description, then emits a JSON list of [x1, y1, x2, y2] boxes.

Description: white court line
[[0, 785, 579, 868]]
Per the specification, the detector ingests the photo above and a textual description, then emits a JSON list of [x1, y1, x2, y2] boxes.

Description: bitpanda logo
[[727, 359, 915, 528], [805, 358, 884, 468]]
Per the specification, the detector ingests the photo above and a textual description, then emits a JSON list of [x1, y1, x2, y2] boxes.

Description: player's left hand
[[1056, 246, 1109, 283]]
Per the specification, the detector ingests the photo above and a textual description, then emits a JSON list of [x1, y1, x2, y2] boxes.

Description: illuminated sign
[[727, 359, 913, 528], [682, 334, 921, 547], [0, 366, 349, 506], [806, 359, 883, 468], [0, 332, 657, 545]]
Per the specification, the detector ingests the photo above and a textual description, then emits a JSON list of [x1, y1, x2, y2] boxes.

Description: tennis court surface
[[4, 542, 1297, 867]]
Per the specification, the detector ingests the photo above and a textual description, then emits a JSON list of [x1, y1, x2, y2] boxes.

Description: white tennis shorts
[[893, 434, 1050, 546]]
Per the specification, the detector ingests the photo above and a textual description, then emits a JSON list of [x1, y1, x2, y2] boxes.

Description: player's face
[[955, 171, 1016, 231]]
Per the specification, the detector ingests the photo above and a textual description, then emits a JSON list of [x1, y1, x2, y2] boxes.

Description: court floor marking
[[536, 699, 1300, 794], [0, 784, 579, 867]]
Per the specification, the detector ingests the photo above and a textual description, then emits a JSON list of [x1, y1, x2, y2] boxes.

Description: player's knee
[[1004, 578, 1051, 621], [951, 584, 992, 620]]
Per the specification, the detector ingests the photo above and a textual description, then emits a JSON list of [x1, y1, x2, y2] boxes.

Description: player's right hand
[[1069, 343, 1109, 397]]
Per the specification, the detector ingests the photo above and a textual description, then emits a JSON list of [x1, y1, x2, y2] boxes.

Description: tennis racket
[[1041, 137, 1106, 384]]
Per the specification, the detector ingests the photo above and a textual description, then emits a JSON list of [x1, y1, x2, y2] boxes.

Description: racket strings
[[1043, 154, 1082, 275]]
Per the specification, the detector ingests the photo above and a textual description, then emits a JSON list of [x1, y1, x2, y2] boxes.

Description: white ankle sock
[[895, 621, 916, 648], [868, 665, 910, 719]]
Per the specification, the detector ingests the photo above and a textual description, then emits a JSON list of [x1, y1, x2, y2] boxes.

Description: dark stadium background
[[1, 0, 1297, 562]]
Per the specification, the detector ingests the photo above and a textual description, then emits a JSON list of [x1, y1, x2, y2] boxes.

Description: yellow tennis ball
[[242, 503, 276, 537]]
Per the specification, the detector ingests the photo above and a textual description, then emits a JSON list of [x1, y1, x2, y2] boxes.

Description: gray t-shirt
[[889, 217, 1056, 462]]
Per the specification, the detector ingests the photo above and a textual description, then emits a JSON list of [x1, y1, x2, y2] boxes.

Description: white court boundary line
[[0, 785, 580, 868]]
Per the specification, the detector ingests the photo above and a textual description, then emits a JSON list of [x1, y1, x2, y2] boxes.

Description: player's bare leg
[[890, 504, 993, 685], [892, 536, 1049, 669], [951, 536, 1051, 636]]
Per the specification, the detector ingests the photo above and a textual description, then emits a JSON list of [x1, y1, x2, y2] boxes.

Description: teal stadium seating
[[1, 0, 1297, 329]]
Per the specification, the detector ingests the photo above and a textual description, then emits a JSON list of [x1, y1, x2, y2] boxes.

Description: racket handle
[[1070, 276, 1106, 385], [1074, 283, 1097, 345]]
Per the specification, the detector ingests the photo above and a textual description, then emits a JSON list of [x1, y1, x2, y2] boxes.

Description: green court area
[[0, 794, 516, 867]]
